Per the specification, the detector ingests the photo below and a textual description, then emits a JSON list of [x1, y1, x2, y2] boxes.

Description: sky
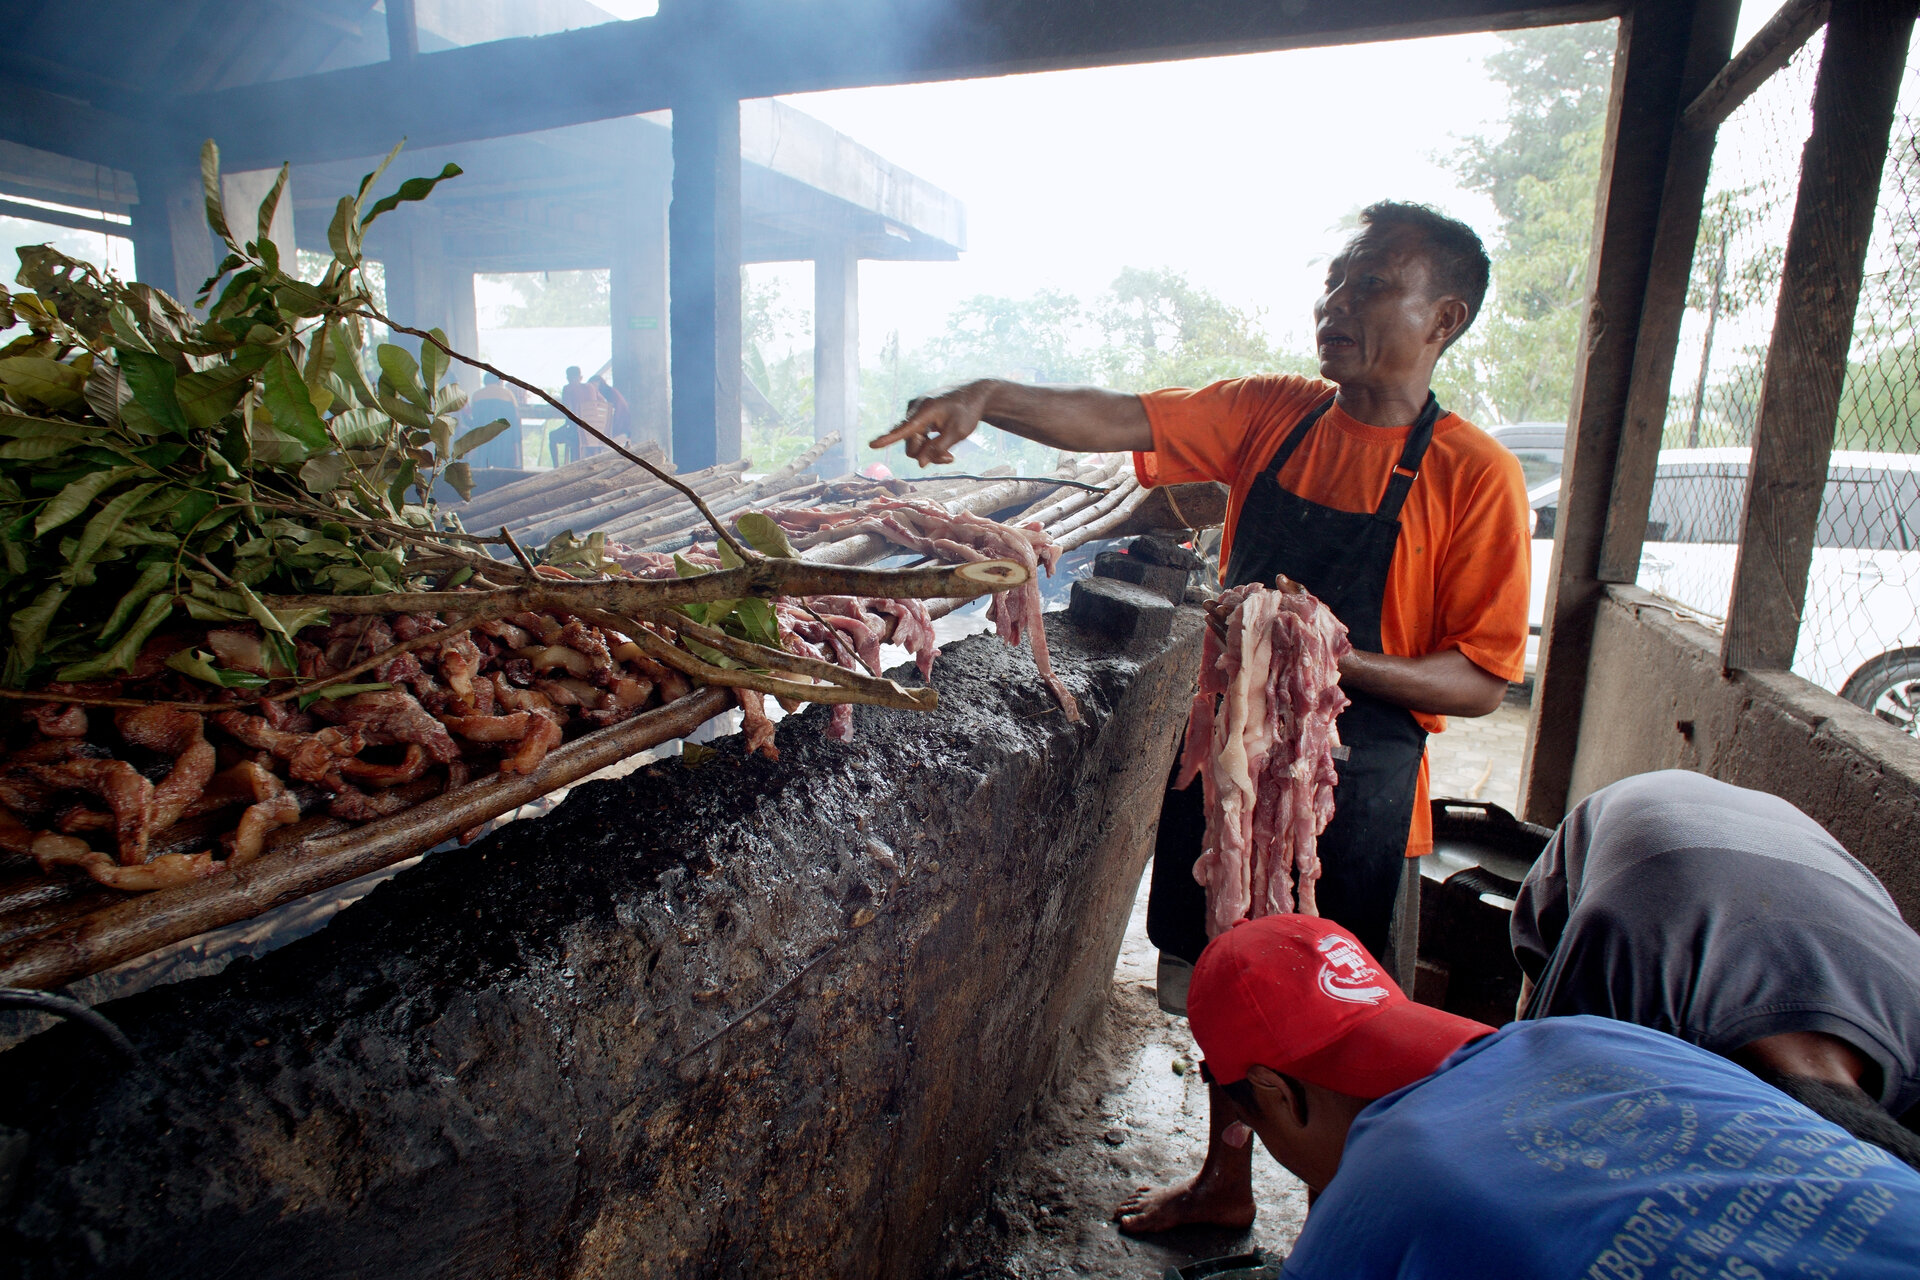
[[776, 33, 1524, 363]]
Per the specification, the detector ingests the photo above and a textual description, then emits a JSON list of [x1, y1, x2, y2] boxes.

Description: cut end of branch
[[955, 560, 1031, 589]]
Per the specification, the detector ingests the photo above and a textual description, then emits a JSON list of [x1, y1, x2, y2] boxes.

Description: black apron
[[1148, 392, 1441, 964]]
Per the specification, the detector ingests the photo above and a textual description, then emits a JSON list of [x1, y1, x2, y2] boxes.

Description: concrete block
[[1091, 549, 1190, 604], [1068, 576, 1177, 646], [1125, 535, 1205, 572]]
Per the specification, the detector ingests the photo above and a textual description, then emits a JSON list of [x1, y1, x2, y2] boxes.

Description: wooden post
[[1519, 0, 1740, 826], [669, 95, 743, 471], [813, 241, 860, 479], [1721, 0, 1918, 672], [1594, 0, 1744, 583]]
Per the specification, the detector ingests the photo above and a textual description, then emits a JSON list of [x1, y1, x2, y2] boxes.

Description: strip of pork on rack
[[763, 499, 1078, 721], [1176, 582, 1351, 936], [603, 546, 942, 752]]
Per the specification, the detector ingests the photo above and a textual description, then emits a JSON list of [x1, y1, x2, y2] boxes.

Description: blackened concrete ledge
[[0, 606, 1203, 1280], [1570, 584, 1920, 920]]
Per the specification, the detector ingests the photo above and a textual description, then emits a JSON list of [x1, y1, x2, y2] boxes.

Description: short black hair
[[1751, 1068, 1920, 1174], [1357, 201, 1491, 347]]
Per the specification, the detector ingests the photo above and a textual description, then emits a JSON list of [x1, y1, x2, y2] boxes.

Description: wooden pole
[[387, 0, 419, 61], [1520, 0, 1741, 826], [1721, 0, 1918, 673]]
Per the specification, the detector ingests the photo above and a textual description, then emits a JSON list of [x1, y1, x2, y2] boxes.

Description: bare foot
[[1113, 1174, 1257, 1234]]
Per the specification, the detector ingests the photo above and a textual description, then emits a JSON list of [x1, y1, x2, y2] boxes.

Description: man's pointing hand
[[869, 385, 987, 467]]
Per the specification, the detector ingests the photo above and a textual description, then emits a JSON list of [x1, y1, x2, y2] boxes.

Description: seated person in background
[[590, 374, 631, 442], [465, 372, 523, 470], [1191, 914, 1920, 1278], [559, 365, 609, 463], [1512, 770, 1920, 1166]]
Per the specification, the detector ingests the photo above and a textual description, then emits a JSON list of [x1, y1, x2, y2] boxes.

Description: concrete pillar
[[449, 267, 480, 392], [611, 180, 671, 455], [669, 95, 742, 470], [129, 164, 217, 307], [379, 211, 448, 364], [812, 242, 859, 479]]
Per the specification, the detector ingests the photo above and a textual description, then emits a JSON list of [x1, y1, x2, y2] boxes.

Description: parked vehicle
[[1520, 449, 1920, 736], [1486, 422, 1566, 487]]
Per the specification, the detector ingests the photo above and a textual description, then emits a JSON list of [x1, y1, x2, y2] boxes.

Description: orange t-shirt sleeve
[[1131, 378, 1264, 489], [1429, 444, 1532, 684]]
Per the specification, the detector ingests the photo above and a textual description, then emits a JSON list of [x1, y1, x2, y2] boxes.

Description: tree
[[1095, 267, 1312, 392], [1448, 22, 1617, 426], [485, 268, 610, 326]]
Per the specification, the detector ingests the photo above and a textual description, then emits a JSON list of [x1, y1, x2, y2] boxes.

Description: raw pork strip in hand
[[1178, 582, 1351, 936]]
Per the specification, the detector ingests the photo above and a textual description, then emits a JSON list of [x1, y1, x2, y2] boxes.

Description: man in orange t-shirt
[[873, 201, 1530, 1234]]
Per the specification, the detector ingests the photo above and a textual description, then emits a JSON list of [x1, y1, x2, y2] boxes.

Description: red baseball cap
[[1189, 915, 1493, 1097]]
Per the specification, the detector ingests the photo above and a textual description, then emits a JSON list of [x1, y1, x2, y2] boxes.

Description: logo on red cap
[[1315, 934, 1390, 1005]]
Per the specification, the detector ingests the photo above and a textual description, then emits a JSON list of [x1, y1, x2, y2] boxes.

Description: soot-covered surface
[[0, 607, 1201, 1280]]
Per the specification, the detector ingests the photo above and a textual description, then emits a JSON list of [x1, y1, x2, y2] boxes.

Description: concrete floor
[[936, 693, 1534, 1278]]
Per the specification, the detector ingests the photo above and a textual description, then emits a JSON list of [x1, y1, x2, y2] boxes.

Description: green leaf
[[0, 435, 79, 460], [387, 458, 415, 512], [36, 466, 137, 537], [296, 681, 391, 710], [174, 344, 271, 431], [330, 324, 380, 408], [354, 140, 405, 205], [443, 460, 473, 501], [419, 329, 447, 392], [165, 647, 268, 689], [57, 593, 174, 681], [98, 560, 173, 641], [377, 393, 432, 430], [169, 488, 218, 534], [0, 409, 93, 440], [679, 741, 717, 768], [429, 416, 454, 456], [8, 583, 67, 675], [736, 511, 796, 558], [200, 140, 237, 248], [716, 536, 745, 570], [361, 162, 463, 227], [0, 356, 86, 411], [108, 304, 156, 355], [672, 552, 711, 578], [375, 344, 427, 406], [261, 351, 330, 451], [298, 452, 349, 494], [302, 324, 335, 391], [327, 195, 360, 264], [117, 350, 190, 435], [731, 595, 780, 648], [454, 416, 511, 459], [68, 482, 160, 575], [256, 163, 290, 250]]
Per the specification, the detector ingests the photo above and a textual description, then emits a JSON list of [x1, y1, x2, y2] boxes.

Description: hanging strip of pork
[[766, 499, 1077, 720], [1178, 582, 1351, 936]]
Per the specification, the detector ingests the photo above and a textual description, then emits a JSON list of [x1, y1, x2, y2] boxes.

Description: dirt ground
[[934, 693, 1533, 1278]]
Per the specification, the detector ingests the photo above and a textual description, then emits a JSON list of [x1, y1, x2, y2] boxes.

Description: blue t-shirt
[[1284, 1017, 1920, 1279]]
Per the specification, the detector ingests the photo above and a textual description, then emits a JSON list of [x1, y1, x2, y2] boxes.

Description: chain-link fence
[[1632, 25, 1920, 735]]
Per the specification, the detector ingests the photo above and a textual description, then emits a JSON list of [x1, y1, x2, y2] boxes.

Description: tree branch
[[360, 304, 754, 564]]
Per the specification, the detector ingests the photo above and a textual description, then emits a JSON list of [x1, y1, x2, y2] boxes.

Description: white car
[[1524, 449, 1920, 736]]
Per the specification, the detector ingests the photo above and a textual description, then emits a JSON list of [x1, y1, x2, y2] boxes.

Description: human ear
[[1429, 298, 1469, 348], [1246, 1064, 1309, 1128]]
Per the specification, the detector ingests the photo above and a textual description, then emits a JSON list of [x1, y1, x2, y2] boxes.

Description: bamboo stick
[[262, 557, 1030, 619], [1055, 482, 1155, 551], [0, 688, 737, 991], [460, 451, 633, 525], [1048, 478, 1138, 539]]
